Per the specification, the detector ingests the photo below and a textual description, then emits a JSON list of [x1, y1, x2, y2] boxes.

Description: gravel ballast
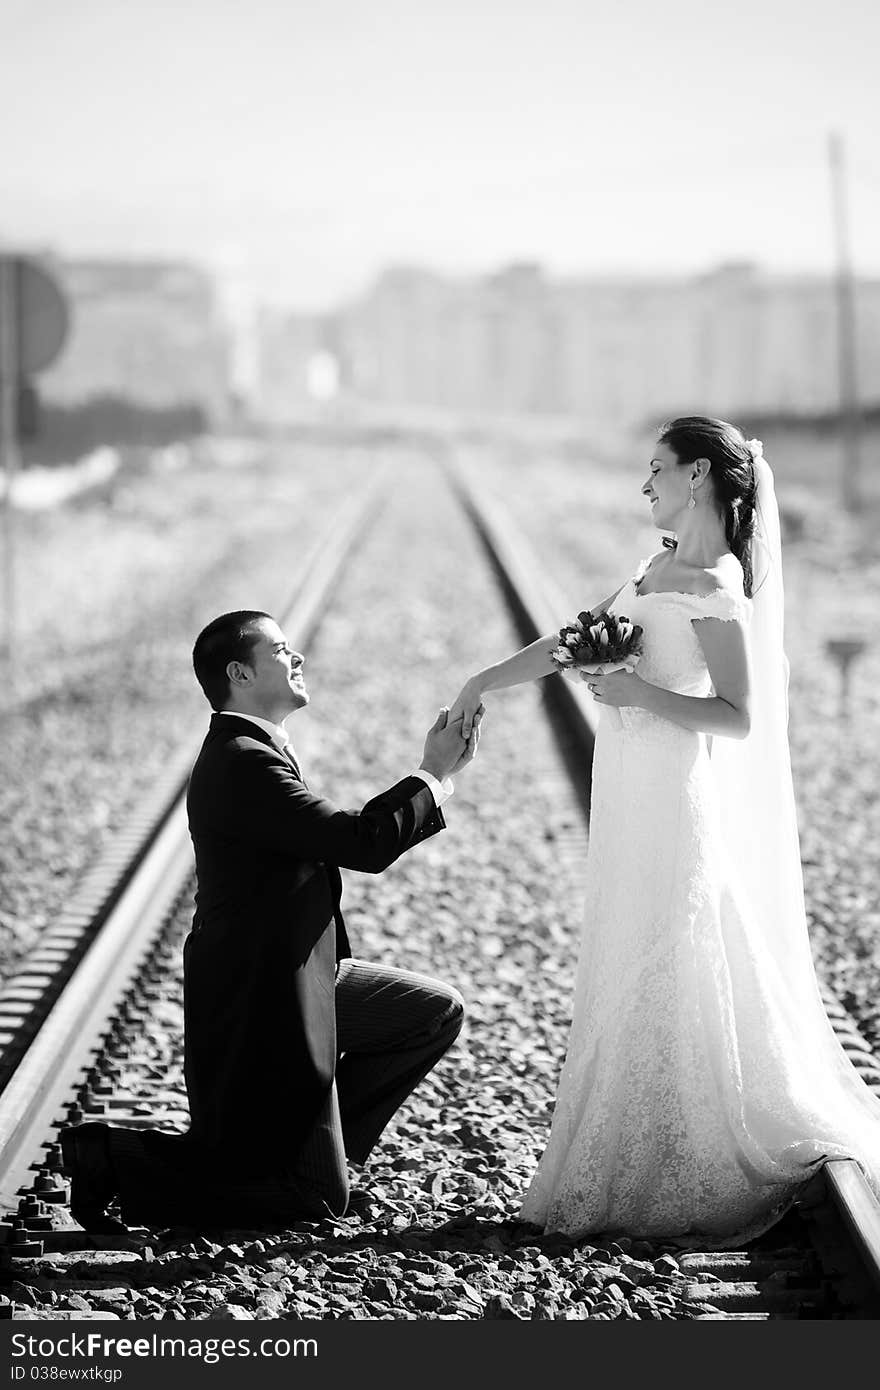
[[2, 432, 876, 1320], [2, 443, 756, 1321], [468, 437, 880, 1053], [0, 439, 365, 979]]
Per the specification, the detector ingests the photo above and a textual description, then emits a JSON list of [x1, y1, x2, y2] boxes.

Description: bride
[[449, 415, 880, 1246]]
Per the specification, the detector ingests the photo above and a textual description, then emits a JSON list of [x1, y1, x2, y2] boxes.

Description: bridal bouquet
[[551, 610, 644, 730]]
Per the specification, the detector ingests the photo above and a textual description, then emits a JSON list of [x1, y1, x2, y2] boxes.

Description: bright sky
[[1, 0, 878, 309]]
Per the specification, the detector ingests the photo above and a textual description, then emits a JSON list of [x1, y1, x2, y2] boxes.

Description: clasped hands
[[421, 693, 485, 782], [444, 663, 645, 731], [424, 665, 645, 783]]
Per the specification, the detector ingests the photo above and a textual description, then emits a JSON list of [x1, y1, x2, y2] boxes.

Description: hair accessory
[[747, 438, 764, 461]]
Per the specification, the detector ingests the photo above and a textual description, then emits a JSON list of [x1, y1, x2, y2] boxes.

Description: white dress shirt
[[217, 711, 453, 808]]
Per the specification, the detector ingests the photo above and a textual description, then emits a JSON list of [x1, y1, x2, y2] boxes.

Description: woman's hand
[[582, 669, 644, 708], [448, 677, 485, 738], [450, 707, 484, 775]]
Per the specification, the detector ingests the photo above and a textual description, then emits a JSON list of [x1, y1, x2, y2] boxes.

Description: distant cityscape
[[30, 252, 880, 436]]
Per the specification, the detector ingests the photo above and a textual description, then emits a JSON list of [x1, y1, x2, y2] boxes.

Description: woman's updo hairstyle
[[657, 415, 759, 597]]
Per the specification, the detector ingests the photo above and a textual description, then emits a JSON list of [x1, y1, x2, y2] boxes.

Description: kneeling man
[[61, 610, 479, 1231]]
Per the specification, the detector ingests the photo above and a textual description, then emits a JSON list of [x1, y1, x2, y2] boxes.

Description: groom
[[61, 609, 479, 1232]]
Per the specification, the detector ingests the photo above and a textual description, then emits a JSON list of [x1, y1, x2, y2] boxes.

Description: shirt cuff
[[411, 768, 454, 807]]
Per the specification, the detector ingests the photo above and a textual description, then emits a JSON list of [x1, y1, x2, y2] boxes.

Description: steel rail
[[444, 447, 880, 1312], [444, 449, 597, 821], [0, 467, 390, 1216], [0, 473, 391, 1089], [824, 1161, 880, 1296]]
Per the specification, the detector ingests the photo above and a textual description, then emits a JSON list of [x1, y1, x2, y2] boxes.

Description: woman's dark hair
[[192, 610, 273, 709], [657, 415, 759, 597]]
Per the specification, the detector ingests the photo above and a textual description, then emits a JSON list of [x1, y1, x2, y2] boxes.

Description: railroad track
[[0, 469, 389, 1236], [445, 448, 880, 1319], [1, 443, 879, 1321]]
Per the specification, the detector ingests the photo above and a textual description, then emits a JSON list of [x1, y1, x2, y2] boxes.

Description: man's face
[[232, 618, 309, 721]]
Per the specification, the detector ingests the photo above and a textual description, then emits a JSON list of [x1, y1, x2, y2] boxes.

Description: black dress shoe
[[59, 1122, 121, 1232], [344, 1187, 374, 1214]]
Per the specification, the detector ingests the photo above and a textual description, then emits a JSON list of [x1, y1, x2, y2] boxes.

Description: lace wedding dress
[[520, 549, 880, 1246]]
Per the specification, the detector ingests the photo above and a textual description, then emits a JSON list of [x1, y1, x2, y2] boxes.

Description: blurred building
[[254, 307, 343, 421], [328, 261, 880, 426], [38, 257, 232, 421]]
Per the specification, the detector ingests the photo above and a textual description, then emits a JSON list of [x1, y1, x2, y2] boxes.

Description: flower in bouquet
[[551, 610, 644, 731], [551, 609, 644, 678]]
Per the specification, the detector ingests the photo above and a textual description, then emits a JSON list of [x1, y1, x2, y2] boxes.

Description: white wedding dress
[[520, 511, 880, 1245]]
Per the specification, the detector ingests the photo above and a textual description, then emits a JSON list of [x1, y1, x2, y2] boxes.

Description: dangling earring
[[687, 479, 697, 509]]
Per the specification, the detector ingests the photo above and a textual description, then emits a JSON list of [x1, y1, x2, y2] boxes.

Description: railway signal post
[[0, 255, 70, 668]]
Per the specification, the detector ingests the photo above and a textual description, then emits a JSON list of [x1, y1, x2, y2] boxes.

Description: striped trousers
[[109, 958, 464, 1228]]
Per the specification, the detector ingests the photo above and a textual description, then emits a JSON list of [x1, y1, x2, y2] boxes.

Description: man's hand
[[421, 706, 476, 782]]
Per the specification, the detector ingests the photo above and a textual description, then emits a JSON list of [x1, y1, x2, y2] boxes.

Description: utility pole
[[828, 131, 862, 513]]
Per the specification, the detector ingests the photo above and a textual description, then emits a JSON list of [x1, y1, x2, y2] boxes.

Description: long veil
[[710, 444, 880, 1194]]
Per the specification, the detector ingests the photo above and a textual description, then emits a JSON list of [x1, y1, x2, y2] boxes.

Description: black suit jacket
[[184, 713, 445, 1173]]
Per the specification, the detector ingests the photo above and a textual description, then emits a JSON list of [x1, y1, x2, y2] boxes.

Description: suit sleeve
[[220, 743, 445, 871]]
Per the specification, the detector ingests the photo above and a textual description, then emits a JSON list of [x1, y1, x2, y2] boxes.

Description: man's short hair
[[192, 610, 274, 709]]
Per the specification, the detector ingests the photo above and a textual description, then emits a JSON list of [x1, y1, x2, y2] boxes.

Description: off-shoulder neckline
[[631, 553, 749, 604], [631, 585, 746, 601]]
